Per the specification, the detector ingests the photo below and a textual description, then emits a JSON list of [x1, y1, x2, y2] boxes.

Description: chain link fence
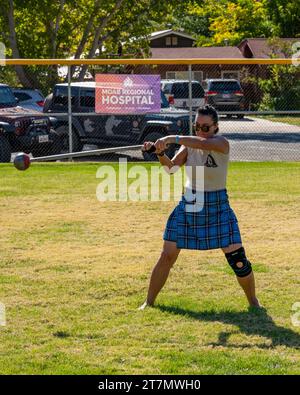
[[1, 59, 300, 163]]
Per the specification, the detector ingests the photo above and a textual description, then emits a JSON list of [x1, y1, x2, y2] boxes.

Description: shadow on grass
[[156, 304, 300, 350]]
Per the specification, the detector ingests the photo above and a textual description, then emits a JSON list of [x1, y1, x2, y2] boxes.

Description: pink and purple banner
[[95, 74, 161, 114]]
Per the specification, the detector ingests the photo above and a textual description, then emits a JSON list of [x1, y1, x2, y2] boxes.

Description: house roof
[[150, 29, 195, 41], [150, 47, 244, 59], [238, 38, 298, 58]]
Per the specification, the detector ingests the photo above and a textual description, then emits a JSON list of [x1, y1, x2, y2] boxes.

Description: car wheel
[[55, 125, 83, 153], [142, 131, 177, 161], [0, 135, 12, 163]]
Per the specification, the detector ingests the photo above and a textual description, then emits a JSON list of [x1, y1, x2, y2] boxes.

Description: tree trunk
[[7, 0, 32, 87], [77, 0, 125, 81], [52, 0, 66, 58], [71, 0, 102, 77], [71, 14, 96, 77]]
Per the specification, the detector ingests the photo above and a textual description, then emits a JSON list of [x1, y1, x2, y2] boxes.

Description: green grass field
[[255, 115, 300, 127], [0, 161, 299, 374]]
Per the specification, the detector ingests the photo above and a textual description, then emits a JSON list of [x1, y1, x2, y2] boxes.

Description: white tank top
[[185, 146, 229, 191]]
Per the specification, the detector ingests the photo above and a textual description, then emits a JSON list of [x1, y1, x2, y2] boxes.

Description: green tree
[[164, 0, 278, 46], [0, 0, 187, 92], [162, 1, 211, 44], [258, 65, 300, 110], [208, 0, 275, 45], [265, 0, 300, 37], [258, 39, 300, 110]]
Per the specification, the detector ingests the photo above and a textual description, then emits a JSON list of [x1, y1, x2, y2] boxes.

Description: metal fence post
[[67, 65, 73, 159], [188, 64, 193, 135]]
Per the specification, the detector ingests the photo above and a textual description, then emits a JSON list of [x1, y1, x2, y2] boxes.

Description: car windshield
[[209, 81, 241, 91], [0, 86, 17, 106], [13, 92, 32, 101], [172, 83, 189, 98], [53, 86, 77, 106], [162, 82, 204, 98]]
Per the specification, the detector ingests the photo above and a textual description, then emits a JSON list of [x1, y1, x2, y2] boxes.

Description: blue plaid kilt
[[163, 189, 242, 250]]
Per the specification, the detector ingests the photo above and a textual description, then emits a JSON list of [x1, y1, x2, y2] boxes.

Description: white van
[[161, 79, 205, 110]]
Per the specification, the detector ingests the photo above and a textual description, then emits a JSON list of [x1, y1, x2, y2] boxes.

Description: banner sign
[[95, 74, 161, 114]]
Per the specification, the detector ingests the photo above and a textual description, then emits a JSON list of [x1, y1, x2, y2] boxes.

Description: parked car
[[0, 83, 62, 162], [44, 82, 191, 160], [0, 121, 15, 163], [12, 88, 45, 112], [203, 79, 246, 118], [161, 79, 205, 110]]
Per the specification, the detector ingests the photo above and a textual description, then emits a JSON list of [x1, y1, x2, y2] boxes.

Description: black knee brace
[[225, 246, 252, 277]]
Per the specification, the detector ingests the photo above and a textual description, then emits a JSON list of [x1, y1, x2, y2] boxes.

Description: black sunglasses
[[193, 123, 215, 133]]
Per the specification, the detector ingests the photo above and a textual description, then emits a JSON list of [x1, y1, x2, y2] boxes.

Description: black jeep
[[0, 83, 62, 162], [44, 82, 190, 160]]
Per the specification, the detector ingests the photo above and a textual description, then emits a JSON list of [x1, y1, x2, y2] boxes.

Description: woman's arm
[[157, 135, 229, 154], [158, 145, 187, 172], [142, 141, 187, 172]]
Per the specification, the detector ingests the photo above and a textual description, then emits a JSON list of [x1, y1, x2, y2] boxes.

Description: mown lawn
[[255, 115, 300, 127], [0, 161, 299, 374]]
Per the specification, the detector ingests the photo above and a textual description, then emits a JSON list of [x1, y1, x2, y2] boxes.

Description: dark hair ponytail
[[197, 105, 219, 124]]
